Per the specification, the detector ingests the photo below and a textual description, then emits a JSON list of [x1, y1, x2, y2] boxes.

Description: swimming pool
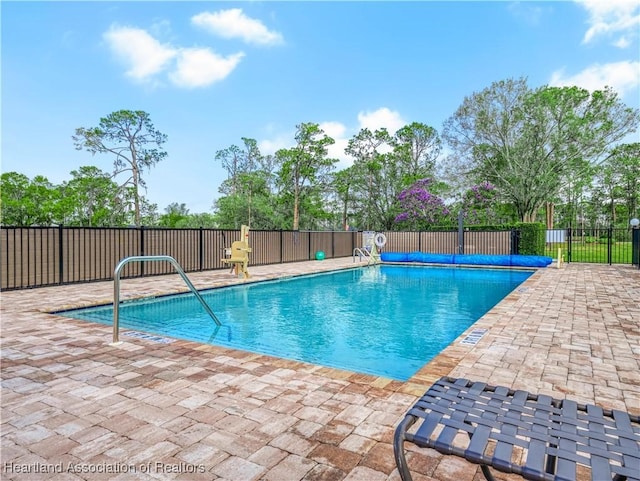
[[60, 265, 532, 380]]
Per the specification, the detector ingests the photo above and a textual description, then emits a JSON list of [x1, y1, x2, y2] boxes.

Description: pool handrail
[[353, 247, 379, 265], [112, 255, 221, 345]]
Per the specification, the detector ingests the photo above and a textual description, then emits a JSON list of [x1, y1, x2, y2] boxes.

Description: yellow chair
[[221, 241, 252, 278]]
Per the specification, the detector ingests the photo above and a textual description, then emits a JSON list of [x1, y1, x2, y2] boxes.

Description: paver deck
[[1, 259, 639, 480]]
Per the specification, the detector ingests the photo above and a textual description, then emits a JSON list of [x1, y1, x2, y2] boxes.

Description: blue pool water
[[61, 265, 532, 380]]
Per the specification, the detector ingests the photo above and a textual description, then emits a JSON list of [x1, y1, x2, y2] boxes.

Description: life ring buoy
[[374, 232, 387, 248]]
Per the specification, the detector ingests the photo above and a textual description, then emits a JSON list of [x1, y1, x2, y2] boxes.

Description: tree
[[345, 124, 444, 231], [58, 166, 125, 226], [600, 143, 640, 223], [0, 172, 59, 225], [330, 166, 358, 230], [460, 182, 500, 225], [175, 212, 217, 228], [73, 110, 167, 226], [159, 203, 190, 228], [215, 138, 280, 228], [442, 78, 640, 222], [216, 137, 264, 194], [1, 172, 31, 225], [213, 171, 279, 229], [0, 168, 159, 227], [393, 122, 441, 182], [345, 128, 396, 230], [394, 178, 450, 230], [275, 123, 336, 230]]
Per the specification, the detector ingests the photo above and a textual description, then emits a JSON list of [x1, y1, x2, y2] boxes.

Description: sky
[[2, 1, 640, 214]]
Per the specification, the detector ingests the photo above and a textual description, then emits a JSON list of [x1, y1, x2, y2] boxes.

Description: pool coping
[[46, 261, 541, 395]]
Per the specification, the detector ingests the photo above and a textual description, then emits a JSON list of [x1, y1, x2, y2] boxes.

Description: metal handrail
[[111, 255, 221, 345], [353, 247, 375, 265]]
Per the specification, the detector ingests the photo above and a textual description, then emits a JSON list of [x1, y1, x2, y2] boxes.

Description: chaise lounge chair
[[394, 377, 640, 481]]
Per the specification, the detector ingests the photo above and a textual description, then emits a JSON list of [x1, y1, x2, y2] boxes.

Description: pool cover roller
[[380, 252, 553, 267]]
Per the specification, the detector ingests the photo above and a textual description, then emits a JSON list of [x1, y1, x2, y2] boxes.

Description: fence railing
[[545, 227, 639, 266], [3, 226, 637, 291], [1, 226, 521, 291]]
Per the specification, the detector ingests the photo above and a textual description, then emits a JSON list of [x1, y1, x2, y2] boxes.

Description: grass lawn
[[545, 241, 634, 264]]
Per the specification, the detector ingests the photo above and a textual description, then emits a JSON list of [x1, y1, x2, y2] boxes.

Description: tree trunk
[[133, 166, 140, 226], [545, 202, 554, 229], [342, 204, 348, 231], [293, 184, 299, 231], [248, 190, 252, 229]]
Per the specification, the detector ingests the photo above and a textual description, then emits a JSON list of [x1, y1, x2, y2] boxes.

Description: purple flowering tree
[[394, 178, 450, 229], [461, 181, 499, 224]]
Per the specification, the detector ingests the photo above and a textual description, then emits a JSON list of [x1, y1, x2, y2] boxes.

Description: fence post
[[199, 227, 204, 271], [632, 226, 640, 268], [140, 226, 145, 277], [607, 226, 613, 265], [331, 231, 335, 258], [457, 211, 464, 254], [510, 228, 519, 255], [58, 224, 64, 285]]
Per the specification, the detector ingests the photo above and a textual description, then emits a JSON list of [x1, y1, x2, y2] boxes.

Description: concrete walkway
[[1, 259, 638, 480]]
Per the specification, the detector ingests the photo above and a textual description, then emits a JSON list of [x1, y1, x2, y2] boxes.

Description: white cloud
[[613, 37, 632, 48], [319, 121, 347, 140], [192, 8, 283, 46], [576, 0, 640, 46], [357, 107, 406, 134], [103, 25, 177, 81], [258, 134, 292, 155], [169, 48, 245, 88], [550, 61, 640, 98], [104, 24, 244, 88]]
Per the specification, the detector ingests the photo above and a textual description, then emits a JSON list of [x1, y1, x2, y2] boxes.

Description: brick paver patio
[[1, 259, 639, 480]]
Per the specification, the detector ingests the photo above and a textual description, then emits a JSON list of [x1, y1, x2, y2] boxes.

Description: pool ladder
[[353, 247, 378, 265], [111, 255, 221, 345]]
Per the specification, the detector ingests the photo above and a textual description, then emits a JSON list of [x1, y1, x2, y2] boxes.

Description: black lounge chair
[[394, 377, 640, 481]]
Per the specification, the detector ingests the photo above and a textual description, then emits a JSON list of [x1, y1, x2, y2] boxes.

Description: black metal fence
[[633, 228, 640, 267], [545, 227, 640, 266], [2, 225, 637, 291], [1, 226, 521, 291], [0, 227, 363, 291]]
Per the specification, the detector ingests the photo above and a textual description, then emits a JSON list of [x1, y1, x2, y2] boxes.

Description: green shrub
[[598, 236, 610, 244], [465, 224, 513, 232], [514, 222, 546, 255], [614, 230, 630, 242]]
